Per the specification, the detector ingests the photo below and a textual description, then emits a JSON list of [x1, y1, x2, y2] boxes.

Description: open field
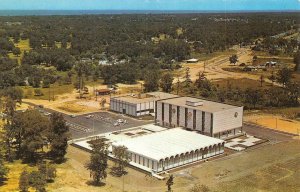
[[244, 114, 300, 135], [213, 78, 273, 90], [190, 49, 237, 62], [8, 39, 31, 64]]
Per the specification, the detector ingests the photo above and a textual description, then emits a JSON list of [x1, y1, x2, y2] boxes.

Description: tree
[[253, 55, 258, 62], [276, 67, 292, 87], [184, 67, 192, 87], [29, 171, 47, 192], [34, 89, 44, 96], [190, 184, 210, 192], [12, 47, 21, 56], [294, 51, 300, 72], [143, 70, 160, 92], [166, 174, 174, 192], [268, 71, 276, 86], [85, 138, 109, 185], [0, 129, 8, 182], [38, 162, 56, 182], [260, 75, 264, 87], [244, 88, 262, 109], [229, 54, 238, 65], [160, 73, 174, 93], [19, 169, 30, 192], [48, 113, 70, 163], [286, 82, 300, 106], [1, 87, 22, 161], [112, 145, 130, 176], [20, 110, 50, 162]]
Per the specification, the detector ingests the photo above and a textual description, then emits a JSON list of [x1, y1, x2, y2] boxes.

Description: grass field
[[191, 49, 237, 61], [22, 84, 74, 100], [1, 161, 36, 192], [213, 78, 272, 90], [8, 39, 31, 64]]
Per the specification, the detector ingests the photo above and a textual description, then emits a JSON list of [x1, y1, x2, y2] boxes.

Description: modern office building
[[155, 97, 243, 138], [110, 92, 178, 117], [112, 128, 225, 173]]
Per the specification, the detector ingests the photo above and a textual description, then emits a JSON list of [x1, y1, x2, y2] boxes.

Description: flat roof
[[112, 128, 224, 161], [111, 92, 178, 104], [158, 97, 240, 113]]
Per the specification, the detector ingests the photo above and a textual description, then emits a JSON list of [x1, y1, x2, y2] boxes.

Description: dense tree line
[[0, 13, 298, 86], [179, 67, 300, 110]]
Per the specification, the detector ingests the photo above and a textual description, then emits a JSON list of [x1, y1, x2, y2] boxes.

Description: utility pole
[[176, 77, 180, 95]]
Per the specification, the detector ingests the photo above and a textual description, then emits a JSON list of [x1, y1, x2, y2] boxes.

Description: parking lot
[[59, 111, 150, 139], [29, 103, 150, 139]]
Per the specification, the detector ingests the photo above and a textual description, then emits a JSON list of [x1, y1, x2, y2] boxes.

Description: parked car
[[85, 115, 94, 119]]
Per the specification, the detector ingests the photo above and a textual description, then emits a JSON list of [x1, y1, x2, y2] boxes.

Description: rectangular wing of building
[[155, 97, 243, 138], [112, 128, 225, 173]]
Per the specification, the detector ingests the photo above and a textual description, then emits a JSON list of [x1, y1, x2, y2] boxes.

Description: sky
[[0, 0, 299, 11]]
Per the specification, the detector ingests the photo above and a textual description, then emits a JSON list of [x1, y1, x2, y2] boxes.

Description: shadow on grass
[[86, 180, 106, 187]]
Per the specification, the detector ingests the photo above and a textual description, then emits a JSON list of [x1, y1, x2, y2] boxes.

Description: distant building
[[186, 58, 199, 63], [110, 92, 178, 117], [95, 89, 111, 96], [98, 60, 112, 65], [155, 97, 243, 138], [265, 61, 278, 67]]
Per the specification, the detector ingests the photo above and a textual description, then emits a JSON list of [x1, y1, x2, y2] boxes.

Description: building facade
[[110, 92, 178, 117], [155, 97, 243, 138], [112, 128, 225, 173]]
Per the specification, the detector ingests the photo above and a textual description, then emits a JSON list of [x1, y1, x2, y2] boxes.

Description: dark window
[[162, 103, 164, 122], [155, 102, 157, 120], [177, 106, 180, 126], [185, 108, 188, 127], [193, 110, 196, 129], [202, 111, 205, 132], [210, 113, 214, 136], [169, 104, 172, 124]]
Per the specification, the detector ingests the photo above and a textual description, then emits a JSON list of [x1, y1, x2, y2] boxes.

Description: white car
[[117, 119, 124, 123], [85, 115, 94, 119]]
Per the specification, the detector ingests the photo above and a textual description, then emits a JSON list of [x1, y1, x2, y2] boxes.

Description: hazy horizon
[[0, 0, 299, 11], [0, 9, 299, 17]]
